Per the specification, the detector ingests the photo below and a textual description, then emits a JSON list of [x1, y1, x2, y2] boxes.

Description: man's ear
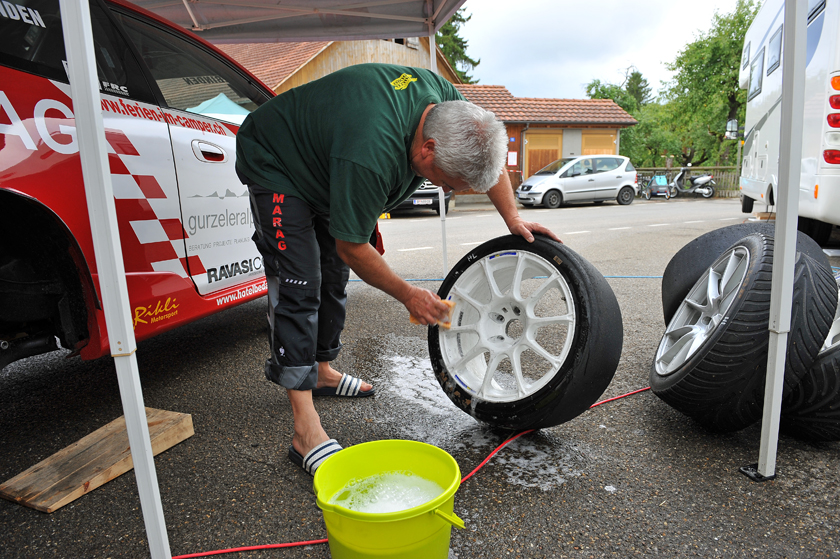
[[419, 138, 436, 161]]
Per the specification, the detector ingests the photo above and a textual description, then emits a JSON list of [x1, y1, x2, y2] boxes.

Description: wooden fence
[[637, 166, 740, 197]]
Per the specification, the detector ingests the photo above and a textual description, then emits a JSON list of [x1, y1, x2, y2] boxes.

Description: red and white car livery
[[0, 0, 274, 368]]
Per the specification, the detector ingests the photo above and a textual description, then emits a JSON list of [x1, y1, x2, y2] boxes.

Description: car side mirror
[[568, 171, 579, 177]]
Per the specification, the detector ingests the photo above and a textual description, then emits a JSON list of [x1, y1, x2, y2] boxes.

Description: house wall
[[275, 38, 460, 94]]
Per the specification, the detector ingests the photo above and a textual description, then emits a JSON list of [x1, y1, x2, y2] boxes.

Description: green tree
[[625, 69, 652, 107], [436, 9, 480, 83], [660, 0, 758, 166], [585, 78, 639, 114]]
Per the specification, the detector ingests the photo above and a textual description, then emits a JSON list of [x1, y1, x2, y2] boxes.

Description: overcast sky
[[456, 0, 741, 99]]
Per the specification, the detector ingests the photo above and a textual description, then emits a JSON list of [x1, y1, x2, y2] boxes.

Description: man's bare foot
[[315, 361, 372, 392], [288, 389, 331, 457]]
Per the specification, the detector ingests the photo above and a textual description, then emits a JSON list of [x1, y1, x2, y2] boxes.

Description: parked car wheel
[[542, 190, 563, 209], [617, 186, 634, 205], [781, 276, 840, 441], [650, 233, 837, 432], [434, 199, 450, 216], [660, 222, 830, 325], [741, 194, 755, 213], [428, 235, 623, 431]]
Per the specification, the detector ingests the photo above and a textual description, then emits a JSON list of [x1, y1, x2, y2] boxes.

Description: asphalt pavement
[[1, 196, 839, 559]]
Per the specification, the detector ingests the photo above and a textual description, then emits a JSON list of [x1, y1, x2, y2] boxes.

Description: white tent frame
[[58, 0, 463, 556], [56, 0, 808, 555]]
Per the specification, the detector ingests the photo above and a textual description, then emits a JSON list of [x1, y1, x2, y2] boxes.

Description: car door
[[591, 157, 624, 199], [115, 11, 272, 296], [561, 158, 595, 201]]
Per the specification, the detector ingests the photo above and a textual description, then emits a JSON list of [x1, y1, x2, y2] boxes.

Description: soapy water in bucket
[[327, 470, 445, 514]]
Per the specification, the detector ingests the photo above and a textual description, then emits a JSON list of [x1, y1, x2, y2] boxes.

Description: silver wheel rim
[[654, 246, 750, 377], [439, 249, 577, 403]]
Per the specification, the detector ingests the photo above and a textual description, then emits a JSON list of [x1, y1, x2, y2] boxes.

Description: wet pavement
[[1, 200, 839, 558]]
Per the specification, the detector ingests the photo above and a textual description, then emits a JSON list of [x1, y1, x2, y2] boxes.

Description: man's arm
[[486, 172, 562, 243], [335, 239, 451, 325]]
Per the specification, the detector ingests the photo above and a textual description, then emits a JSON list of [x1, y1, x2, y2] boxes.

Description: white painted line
[[565, 231, 590, 235], [719, 217, 738, 221], [608, 227, 631, 231], [534, 210, 550, 213], [648, 224, 669, 227], [684, 220, 704, 224], [460, 241, 483, 246], [397, 246, 434, 252]]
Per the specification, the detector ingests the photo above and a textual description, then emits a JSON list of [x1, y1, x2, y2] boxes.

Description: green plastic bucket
[[313, 440, 464, 559]]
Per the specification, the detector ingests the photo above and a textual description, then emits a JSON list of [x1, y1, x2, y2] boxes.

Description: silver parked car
[[516, 155, 638, 208]]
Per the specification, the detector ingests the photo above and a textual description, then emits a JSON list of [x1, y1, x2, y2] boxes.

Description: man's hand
[[403, 285, 452, 325], [507, 217, 562, 243]]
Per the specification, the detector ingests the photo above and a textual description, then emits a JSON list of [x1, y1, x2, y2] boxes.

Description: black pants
[[247, 183, 350, 390]]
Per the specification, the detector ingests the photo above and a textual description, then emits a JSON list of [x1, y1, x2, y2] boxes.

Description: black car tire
[[617, 186, 634, 205], [542, 190, 562, 209], [434, 198, 450, 216], [797, 216, 833, 246], [780, 276, 840, 441], [428, 235, 623, 431], [650, 234, 837, 432], [661, 222, 830, 325], [741, 195, 755, 213]]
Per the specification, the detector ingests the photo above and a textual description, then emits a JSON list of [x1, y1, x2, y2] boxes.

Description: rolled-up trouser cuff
[[315, 343, 342, 363], [265, 361, 318, 390]]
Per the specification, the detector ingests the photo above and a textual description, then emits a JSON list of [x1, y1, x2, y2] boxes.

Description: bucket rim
[[313, 439, 461, 522]]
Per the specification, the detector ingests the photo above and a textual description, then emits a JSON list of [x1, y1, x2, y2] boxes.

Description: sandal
[[288, 438, 343, 475], [311, 373, 375, 398]]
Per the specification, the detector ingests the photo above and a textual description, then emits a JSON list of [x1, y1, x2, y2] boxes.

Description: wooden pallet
[[0, 408, 193, 513]]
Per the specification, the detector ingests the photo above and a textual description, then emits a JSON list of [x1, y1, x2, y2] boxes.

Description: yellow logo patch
[[390, 73, 417, 90]]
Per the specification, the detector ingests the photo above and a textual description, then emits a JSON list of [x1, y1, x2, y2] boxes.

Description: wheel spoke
[[480, 258, 505, 299], [522, 338, 561, 368], [510, 347, 528, 397], [528, 313, 574, 329], [510, 253, 527, 300], [526, 272, 563, 308], [451, 285, 486, 314], [477, 352, 505, 398], [449, 342, 488, 372]]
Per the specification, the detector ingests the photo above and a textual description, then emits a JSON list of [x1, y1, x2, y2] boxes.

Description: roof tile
[[455, 84, 637, 126], [217, 42, 331, 90]]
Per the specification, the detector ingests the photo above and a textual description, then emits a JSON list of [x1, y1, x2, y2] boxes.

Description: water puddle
[[374, 347, 587, 491]]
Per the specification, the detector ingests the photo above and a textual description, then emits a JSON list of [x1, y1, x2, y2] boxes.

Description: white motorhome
[[738, 0, 839, 244]]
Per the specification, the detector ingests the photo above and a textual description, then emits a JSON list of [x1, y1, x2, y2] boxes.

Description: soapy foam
[[328, 471, 445, 514]]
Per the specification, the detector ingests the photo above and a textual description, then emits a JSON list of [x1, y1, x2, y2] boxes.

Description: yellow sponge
[[410, 299, 455, 329]]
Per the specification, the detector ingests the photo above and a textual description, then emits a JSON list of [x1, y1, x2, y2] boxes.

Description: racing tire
[[650, 233, 837, 432], [428, 234, 623, 431], [798, 217, 833, 246], [542, 190, 563, 209], [661, 222, 830, 325], [780, 276, 840, 441], [617, 186, 634, 206], [741, 195, 754, 213]]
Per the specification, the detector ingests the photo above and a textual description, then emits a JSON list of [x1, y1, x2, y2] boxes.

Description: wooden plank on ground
[[0, 408, 193, 513]]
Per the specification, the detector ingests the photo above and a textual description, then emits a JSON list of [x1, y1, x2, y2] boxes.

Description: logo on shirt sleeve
[[390, 73, 417, 90]]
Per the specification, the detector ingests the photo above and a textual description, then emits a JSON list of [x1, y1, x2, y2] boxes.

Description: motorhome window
[[767, 26, 782, 75], [748, 47, 764, 101], [808, 0, 826, 23], [741, 42, 750, 70], [0, 0, 153, 102]]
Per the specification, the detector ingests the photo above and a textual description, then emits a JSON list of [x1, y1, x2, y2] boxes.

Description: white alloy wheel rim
[[439, 250, 577, 403], [654, 246, 750, 377]]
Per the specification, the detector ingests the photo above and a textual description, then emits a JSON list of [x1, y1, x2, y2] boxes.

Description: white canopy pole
[[59, 1, 171, 555], [755, 0, 807, 481]]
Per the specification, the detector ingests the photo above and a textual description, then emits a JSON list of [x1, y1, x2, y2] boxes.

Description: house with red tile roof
[[218, 38, 461, 96], [455, 84, 637, 187]]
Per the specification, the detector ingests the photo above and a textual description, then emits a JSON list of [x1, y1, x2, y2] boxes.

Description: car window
[[626, 161, 635, 171], [115, 12, 270, 124], [593, 157, 620, 173], [748, 47, 764, 101], [535, 157, 575, 175], [566, 159, 594, 177], [0, 0, 154, 103]]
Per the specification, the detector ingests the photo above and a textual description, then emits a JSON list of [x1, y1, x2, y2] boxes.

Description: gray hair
[[422, 100, 507, 193]]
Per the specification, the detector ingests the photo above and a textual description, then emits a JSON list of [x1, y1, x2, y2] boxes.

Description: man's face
[[424, 167, 470, 193]]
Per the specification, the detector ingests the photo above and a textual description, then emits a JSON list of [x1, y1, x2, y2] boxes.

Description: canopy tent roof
[[128, 0, 466, 43]]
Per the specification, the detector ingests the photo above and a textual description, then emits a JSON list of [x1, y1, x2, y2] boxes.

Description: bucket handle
[[433, 509, 465, 530]]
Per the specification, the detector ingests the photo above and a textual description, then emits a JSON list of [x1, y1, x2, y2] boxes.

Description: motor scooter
[[668, 164, 715, 198]]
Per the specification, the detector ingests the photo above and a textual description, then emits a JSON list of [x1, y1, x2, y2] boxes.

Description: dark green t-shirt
[[235, 63, 465, 243]]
